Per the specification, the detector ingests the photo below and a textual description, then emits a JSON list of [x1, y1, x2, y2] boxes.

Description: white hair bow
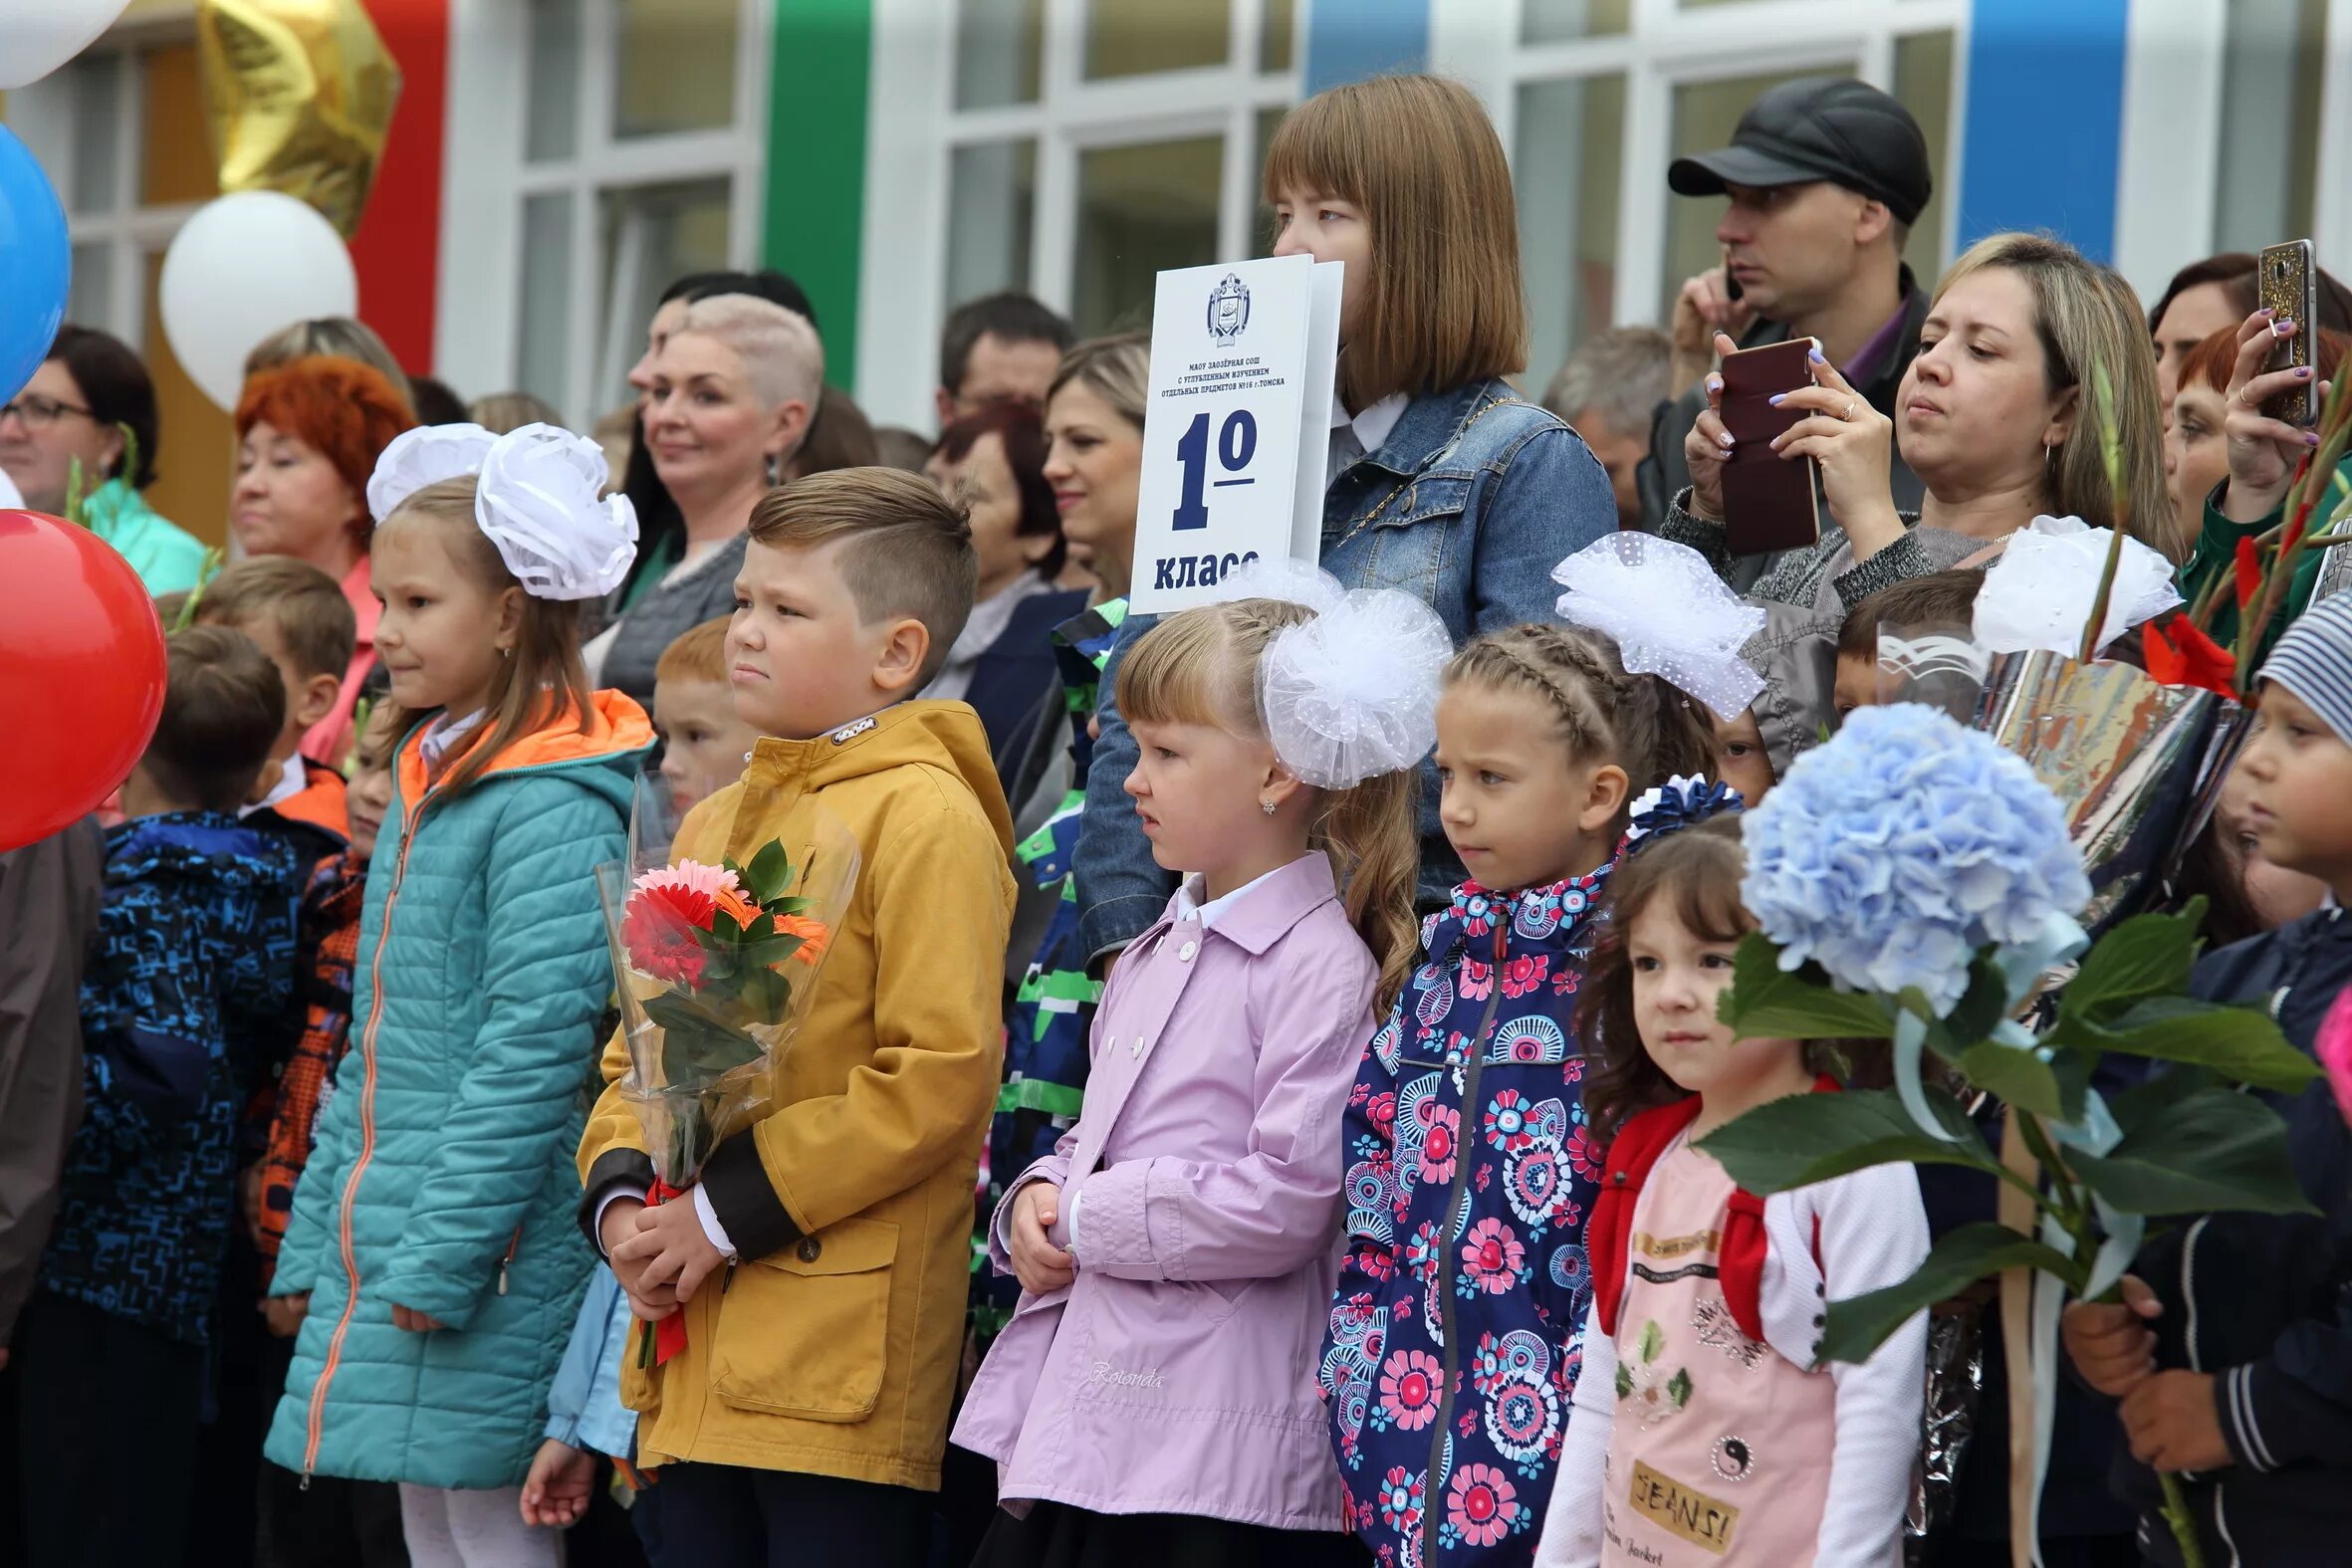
[[1258, 585, 1452, 789], [1972, 515, 2181, 657], [1551, 533, 1765, 721], [367, 423, 498, 525]]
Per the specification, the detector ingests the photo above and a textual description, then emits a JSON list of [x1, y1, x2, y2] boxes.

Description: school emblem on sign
[[1207, 273, 1251, 341]]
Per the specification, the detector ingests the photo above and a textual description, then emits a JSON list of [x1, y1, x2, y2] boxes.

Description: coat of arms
[[1207, 273, 1251, 342]]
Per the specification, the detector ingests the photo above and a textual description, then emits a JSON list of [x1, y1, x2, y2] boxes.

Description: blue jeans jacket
[[1073, 377, 1617, 959]]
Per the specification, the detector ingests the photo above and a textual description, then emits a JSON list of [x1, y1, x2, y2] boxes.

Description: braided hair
[[1116, 598, 1422, 1008], [1444, 623, 1716, 831]]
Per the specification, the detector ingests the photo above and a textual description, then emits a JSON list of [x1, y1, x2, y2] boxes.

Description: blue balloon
[[0, 125, 70, 407]]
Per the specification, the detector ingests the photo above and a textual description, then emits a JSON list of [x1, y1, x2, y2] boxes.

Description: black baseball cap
[[1668, 77, 1933, 227]]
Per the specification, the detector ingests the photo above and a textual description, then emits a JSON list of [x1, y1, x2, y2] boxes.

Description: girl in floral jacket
[[1322, 624, 1715, 1568]]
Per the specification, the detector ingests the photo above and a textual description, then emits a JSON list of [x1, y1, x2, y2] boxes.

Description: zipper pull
[[722, 1258, 738, 1294], [497, 1258, 510, 1296], [300, 1468, 313, 1493]]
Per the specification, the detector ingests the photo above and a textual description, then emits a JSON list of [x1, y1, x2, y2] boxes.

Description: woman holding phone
[[1664, 230, 2180, 623], [1071, 73, 1617, 957]]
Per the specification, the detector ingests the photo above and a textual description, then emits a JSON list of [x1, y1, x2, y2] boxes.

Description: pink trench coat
[[953, 853, 1380, 1530]]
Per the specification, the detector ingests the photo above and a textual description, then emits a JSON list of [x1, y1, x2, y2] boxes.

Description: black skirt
[[971, 1500, 1368, 1568]]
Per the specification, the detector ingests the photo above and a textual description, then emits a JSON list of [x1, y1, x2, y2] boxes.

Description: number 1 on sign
[[1170, 408, 1260, 531]]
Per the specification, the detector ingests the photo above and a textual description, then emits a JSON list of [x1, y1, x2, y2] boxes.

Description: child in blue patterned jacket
[[1321, 623, 1716, 1568], [20, 626, 304, 1568]]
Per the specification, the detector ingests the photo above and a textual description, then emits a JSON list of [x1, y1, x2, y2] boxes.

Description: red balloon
[[0, 510, 167, 851]]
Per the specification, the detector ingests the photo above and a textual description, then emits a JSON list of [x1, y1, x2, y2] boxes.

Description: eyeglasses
[[0, 393, 98, 431]]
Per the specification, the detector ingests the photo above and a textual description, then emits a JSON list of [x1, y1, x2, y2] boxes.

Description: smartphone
[[2259, 239, 2317, 426], [1719, 337, 1821, 558]]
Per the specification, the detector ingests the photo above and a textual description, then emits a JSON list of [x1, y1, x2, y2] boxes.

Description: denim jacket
[[1073, 378, 1616, 959]]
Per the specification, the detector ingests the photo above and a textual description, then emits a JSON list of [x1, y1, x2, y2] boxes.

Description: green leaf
[[742, 839, 792, 904], [1925, 957, 2011, 1055], [773, 896, 814, 916], [2049, 997, 2320, 1094], [1614, 1363, 1633, 1399], [1953, 1039, 2084, 1121], [712, 908, 742, 943], [1817, 1223, 2082, 1365], [1695, 1086, 1996, 1196], [2072, 1085, 2318, 1218], [1666, 1367, 1692, 1408], [737, 933, 807, 970], [1636, 1319, 1664, 1364], [2061, 904, 2202, 1023], [1718, 933, 1895, 1041]]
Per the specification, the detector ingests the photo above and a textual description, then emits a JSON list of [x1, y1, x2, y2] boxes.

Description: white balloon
[[159, 191, 359, 411], [0, 0, 132, 92]]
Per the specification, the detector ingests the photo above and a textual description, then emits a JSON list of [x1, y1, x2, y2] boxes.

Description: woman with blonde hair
[[245, 317, 415, 414], [1668, 230, 2181, 620], [1073, 74, 1618, 962]]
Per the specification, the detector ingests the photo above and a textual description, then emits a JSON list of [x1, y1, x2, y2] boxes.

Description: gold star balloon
[[194, 0, 402, 239]]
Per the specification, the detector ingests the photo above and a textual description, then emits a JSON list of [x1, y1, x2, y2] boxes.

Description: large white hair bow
[[367, 422, 498, 525], [1215, 554, 1347, 616], [1258, 586, 1452, 789], [1551, 533, 1765, 720], [474, 423, 638, 601], [1972, 514, 2181, 657]]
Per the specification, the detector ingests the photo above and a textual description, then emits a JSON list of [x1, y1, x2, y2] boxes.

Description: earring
[[1260, 799, 1278, 816], [500, 645, 512, 659], [765, 453, 780, 486]]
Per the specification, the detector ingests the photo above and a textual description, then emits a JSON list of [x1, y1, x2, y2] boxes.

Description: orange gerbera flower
[[773, 913, 830, 967], [714, 883, 761, 927]]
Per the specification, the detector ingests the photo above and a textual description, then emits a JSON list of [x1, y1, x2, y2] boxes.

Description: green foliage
[[1716, 934, 1895, 1040], [1695, 1086, 1996, 1195], [1818, 1224, 2079, 1365]]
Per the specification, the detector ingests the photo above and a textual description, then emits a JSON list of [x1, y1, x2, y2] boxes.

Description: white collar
[[240, 752, 308, 819], [1173, 859, 1297, 932], [1329, 387, 1409, 457], [419, 708, 487, 768]]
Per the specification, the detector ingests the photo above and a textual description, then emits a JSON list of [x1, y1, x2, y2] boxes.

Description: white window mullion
[[1612, 60, 1670, 332], [114, 48, 147, 345], [2314, 0, 2352, 281], [1217, 99, 1254, 265], [731, 0, 774, 271], [2112, 0, 2226, 303]]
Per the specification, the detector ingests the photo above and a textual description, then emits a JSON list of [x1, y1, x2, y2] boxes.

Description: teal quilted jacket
[[264, 693, 654, 1487]]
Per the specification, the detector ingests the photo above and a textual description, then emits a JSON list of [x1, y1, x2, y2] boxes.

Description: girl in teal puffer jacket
[[264, 425, 653, 1565]]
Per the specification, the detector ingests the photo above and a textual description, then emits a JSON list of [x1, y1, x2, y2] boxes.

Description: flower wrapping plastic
[[1257, 585, 1452, 788], [1622, 774, 1743, 855], [1972, 514, 2182, 657], [1552, 533, 1766, 721], [1740, 703, 2091, 1015], [475, 423, 639, 601], [366, 422, 498, 525]]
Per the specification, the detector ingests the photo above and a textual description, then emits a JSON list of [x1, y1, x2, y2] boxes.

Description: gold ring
[[1842, 398, 1858, 419]]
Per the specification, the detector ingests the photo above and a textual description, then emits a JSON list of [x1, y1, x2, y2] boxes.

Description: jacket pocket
[[711, 1216, 899, 1423]]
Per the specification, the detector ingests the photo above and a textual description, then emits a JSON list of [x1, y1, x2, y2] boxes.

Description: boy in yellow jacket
[[579, 469, 1016, 1564]]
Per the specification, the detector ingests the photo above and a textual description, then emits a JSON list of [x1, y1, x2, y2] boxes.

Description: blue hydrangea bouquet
[[1695, 703, 2317, 1566]]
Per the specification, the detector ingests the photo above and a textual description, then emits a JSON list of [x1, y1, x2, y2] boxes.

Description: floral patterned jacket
[[1321, 872, 1612, 1568]]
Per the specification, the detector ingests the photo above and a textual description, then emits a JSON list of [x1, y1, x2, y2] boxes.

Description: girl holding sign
[[1073, 73, 1619, 966]]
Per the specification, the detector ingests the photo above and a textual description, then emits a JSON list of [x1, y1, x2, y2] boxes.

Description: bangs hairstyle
[[147, 625, 287, 813], [1443, 624, 1715, 829], [235, 356, 419, 549], [746, 467, 979, 685], [376, 476, 594, 797], [654, 615, 733, 686], [1116, 599, 1421, 1008], [1048, 333, 1150, 429], [1574, 816, 1761, 1138], [1262, 74, 1528, 409], [1935, 233, 2180, 561], [196, 555, 359, 680], [937, 401, 1064, 578]]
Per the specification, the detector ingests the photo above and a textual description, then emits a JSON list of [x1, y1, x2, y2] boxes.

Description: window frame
[[436, 0, 774, 428], [857, 0, 1302, 430]]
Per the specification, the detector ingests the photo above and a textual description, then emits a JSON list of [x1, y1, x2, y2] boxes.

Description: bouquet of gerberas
[[595, 783, 857, 1364]]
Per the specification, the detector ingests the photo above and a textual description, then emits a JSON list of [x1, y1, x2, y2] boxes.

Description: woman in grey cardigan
[[1662, 232, 2181, 623], [585, 293, 823, 708]]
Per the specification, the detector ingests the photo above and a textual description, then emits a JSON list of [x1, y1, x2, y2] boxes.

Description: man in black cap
[[1635, 76, 1936, 588]]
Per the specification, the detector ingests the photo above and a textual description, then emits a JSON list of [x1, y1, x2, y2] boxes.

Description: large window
[[4, 34, 232, 543], [438, 0, 771, 429], [1464, 0, 1965, 396], [858, 0, 1299, 429]]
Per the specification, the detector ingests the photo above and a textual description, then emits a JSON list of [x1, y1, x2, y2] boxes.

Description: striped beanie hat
[[2260, 589, 2352, 745]]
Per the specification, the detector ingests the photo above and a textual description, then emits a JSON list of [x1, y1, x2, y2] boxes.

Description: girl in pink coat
[[955, 574, 1453, 1568]]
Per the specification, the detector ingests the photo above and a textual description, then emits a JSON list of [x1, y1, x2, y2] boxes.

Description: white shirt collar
[[1329, 386, 1408, 458], [1173, 858, 1299, 932], [419, 708, 487, 768], [240, 752, 308, 819]]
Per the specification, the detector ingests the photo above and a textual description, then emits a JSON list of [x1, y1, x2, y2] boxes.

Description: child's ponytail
[[1318, 765, 1420, 1010]]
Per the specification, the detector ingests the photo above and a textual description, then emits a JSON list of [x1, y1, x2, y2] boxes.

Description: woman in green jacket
[[0, 326, 208, 592], [2177, 315, 2349, 656]]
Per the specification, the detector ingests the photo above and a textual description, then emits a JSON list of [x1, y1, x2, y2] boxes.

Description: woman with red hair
[[232, 355, 417, 764]]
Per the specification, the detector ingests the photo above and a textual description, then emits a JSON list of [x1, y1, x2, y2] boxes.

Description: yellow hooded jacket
[[579, 701, 1015, 1488]]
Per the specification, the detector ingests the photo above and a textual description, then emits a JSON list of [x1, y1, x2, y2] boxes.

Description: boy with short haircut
[[579, 467, 1016, 1564], [1833, 567, 1987, 720], [194, 555, 358, 826], [651, 615, 766, 812], [17, 627, 305, 1568], [2062, 592, 2352, 1568]]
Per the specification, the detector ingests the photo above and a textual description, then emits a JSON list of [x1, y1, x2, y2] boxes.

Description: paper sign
[[1128, 253, 1342, 613]]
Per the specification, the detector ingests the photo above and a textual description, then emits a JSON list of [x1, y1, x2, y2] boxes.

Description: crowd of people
[[0, 64, 2347, 1568]]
